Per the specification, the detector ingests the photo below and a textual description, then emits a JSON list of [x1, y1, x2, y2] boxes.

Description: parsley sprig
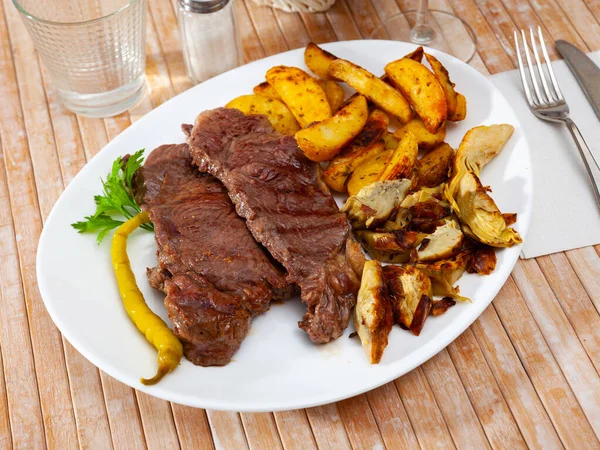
[[71, 149, 153, 243]]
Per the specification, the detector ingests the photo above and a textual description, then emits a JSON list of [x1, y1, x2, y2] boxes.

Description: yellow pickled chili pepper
[[111, 212, 183, 385]]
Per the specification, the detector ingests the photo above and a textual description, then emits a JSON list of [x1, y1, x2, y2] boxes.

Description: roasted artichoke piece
[[416, 252, 471, 302], [383, 265, 432, 336], [356, 229, 424, 263], [446, 124, 522, 248], [451, 171, 522, 247], [409, 199, 451, 233], [341, 179, 412, 229], [382, 207, 412, 231], [467, 244, 497, 275], [400, 185, 444, 209], [354, 260, 394, 364], [431, 298, 456, 316], [417, 221, 464, 262]]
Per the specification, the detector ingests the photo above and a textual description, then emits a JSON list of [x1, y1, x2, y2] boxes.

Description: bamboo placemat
[[0, 0, 599, 448]]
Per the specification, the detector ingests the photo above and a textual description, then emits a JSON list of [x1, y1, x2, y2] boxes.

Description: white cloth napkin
[[489, 52, 600, 259]]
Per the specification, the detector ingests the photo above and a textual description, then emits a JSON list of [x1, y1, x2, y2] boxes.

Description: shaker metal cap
[[179, 0, 230, 14]]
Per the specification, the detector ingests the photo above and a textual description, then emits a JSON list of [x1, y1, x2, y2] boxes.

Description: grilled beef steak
[[187, 108, 364, 343], [135, 143, 288, 365]]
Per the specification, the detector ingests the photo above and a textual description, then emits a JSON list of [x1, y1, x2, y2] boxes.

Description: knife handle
[[564, 117, 600, 208]]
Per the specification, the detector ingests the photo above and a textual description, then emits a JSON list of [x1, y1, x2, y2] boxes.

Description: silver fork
[[514, 27, 600, 207]]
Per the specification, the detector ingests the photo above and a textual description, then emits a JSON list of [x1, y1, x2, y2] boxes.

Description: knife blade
[[556, 40, 600, 122]]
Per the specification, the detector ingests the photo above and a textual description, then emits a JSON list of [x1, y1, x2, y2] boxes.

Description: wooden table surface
[[1, 0, 600, 448]]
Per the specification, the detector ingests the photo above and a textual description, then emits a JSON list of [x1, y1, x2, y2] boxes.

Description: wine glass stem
[[410, 0, 435, 45]]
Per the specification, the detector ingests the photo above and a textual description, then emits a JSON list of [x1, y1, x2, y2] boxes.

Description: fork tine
[[521, 29, 542, 105], [538, 26, 564, 101], [529, 28, 552, 103], [514, 30, 536, 108]]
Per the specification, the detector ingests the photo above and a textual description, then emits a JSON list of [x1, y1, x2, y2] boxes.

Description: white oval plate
[[37, 40, 532, 412]]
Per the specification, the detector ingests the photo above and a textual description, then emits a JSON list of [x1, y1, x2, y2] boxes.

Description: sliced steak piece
[[187, 108, 363, 343], [135, 143, 288, 366]]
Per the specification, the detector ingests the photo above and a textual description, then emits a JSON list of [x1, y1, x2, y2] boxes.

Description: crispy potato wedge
[[382, 131, 399, 150], [342, 179, 412, 229], [319, 79, 345, 113], [323, 109, 389, 192], [451, 93, 467, 121], [354, 260, 394, 364], [266, 65, 332, 127], [385, 58, 447, 133], [253, 81, 281, 100], [329, 59, 412, 124], [226, 94, 300, 135], [347, 147, 394, 197], [424, 52, 463, 120], [295, 95, 368, 162], [384, 265, 432, 335], [394, 117, 446, 150], [404, 46, 424, 62], [304, 42, 338, 80], [416, 142, 454, 188], [377, 130, 418, 181]]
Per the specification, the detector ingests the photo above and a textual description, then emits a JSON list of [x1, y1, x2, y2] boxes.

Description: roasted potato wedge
[[416, 142, 454, 188], [404, 46, 424, 62], [304, 42, 338, 80], [385, 58, 447, 133], [226, 94, 300, 135], [323, 109, 389, 192], [382, 131, 399, 150], [347, 147, 394, 197], [354, 260, 394, 364], [424, 52, 464, 120], [394, 117, 446, 150], [329, 59, 412, 124], [266, 65, 332, 127], [451, 93, 467, 121], [319, 79, 346, 113], [253, 81, 281, 100], [384, 265, 432, 335], [377, 130, 418, 181], [295, 95, 368, 162], [417, 221, 464, 262], [342, 179, 412, 229]]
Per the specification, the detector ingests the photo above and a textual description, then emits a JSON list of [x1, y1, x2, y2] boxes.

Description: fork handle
[[564, 118, 600, 207]]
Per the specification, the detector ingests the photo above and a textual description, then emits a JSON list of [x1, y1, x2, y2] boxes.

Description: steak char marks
[[135, 143, 288, 365], [188, 108, 362, 343]]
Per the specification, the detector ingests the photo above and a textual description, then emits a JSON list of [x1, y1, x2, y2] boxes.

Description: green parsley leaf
[[71, 150, 153, 243]]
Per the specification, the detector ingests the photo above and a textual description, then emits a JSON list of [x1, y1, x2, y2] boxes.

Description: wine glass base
[[371, 10, 477, 63]]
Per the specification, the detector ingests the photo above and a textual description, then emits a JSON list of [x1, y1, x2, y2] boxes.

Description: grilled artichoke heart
[[342, 179, 412, 229], [356, 229, 424, 263], [417, 252, 471, 302], [417, 221, 464, 262], [445, 124, 522, 248], [383, 265, 432, 336], [354, 260, 394, 364]]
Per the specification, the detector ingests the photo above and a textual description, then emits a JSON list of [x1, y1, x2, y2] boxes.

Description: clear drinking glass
[[371, 0, 477, 63], [13, 0, 147, 118]]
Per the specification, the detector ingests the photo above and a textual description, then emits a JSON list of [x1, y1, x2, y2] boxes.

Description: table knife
[[556, 40, 600, 122]]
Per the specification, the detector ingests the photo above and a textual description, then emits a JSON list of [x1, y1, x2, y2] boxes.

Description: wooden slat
[[365, 382, 420, 449], [245, 1, 289, 56], [395, 368, 456, 449], [136, 393, 181, 450], [336, 395, 386, 449], [305, 404, 352, 450], [344, 0, 383, 38], [240, 413, 283, 450], [171, 404, 215, 450], [236, 1, 267, 63], [0, 348, 11, 450], [493, 275, 600, 447], [422, 350, 492, 449], [448, 327, 533, 449], [323, 1, 362, 40], [206, 411, 249, 450], [566, 247, 600, 313], [299, 12, 338, 43], [273, 410, 318, 450], [272, 10, 311, 51]]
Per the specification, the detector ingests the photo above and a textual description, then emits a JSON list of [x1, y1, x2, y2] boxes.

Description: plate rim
[[36, 39, 533, 411]]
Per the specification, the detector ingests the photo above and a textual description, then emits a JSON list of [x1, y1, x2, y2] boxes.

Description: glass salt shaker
[[177, 0, 242, 84]]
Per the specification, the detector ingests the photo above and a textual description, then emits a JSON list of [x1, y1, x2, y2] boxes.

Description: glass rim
[[12, 0, 142, 27]]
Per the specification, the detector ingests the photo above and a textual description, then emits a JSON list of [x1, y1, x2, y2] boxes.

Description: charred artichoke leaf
[[356, 229, 425, 263], [400, 185, 444, 209], [354, 260, 394, 364], [342, 179, 412, 229], [384, 265, 432, 335], [452, 172, 522, 247], [417, 221, 464, 262], [417, 252, 471, 302], [382, 207, 412, 231]]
